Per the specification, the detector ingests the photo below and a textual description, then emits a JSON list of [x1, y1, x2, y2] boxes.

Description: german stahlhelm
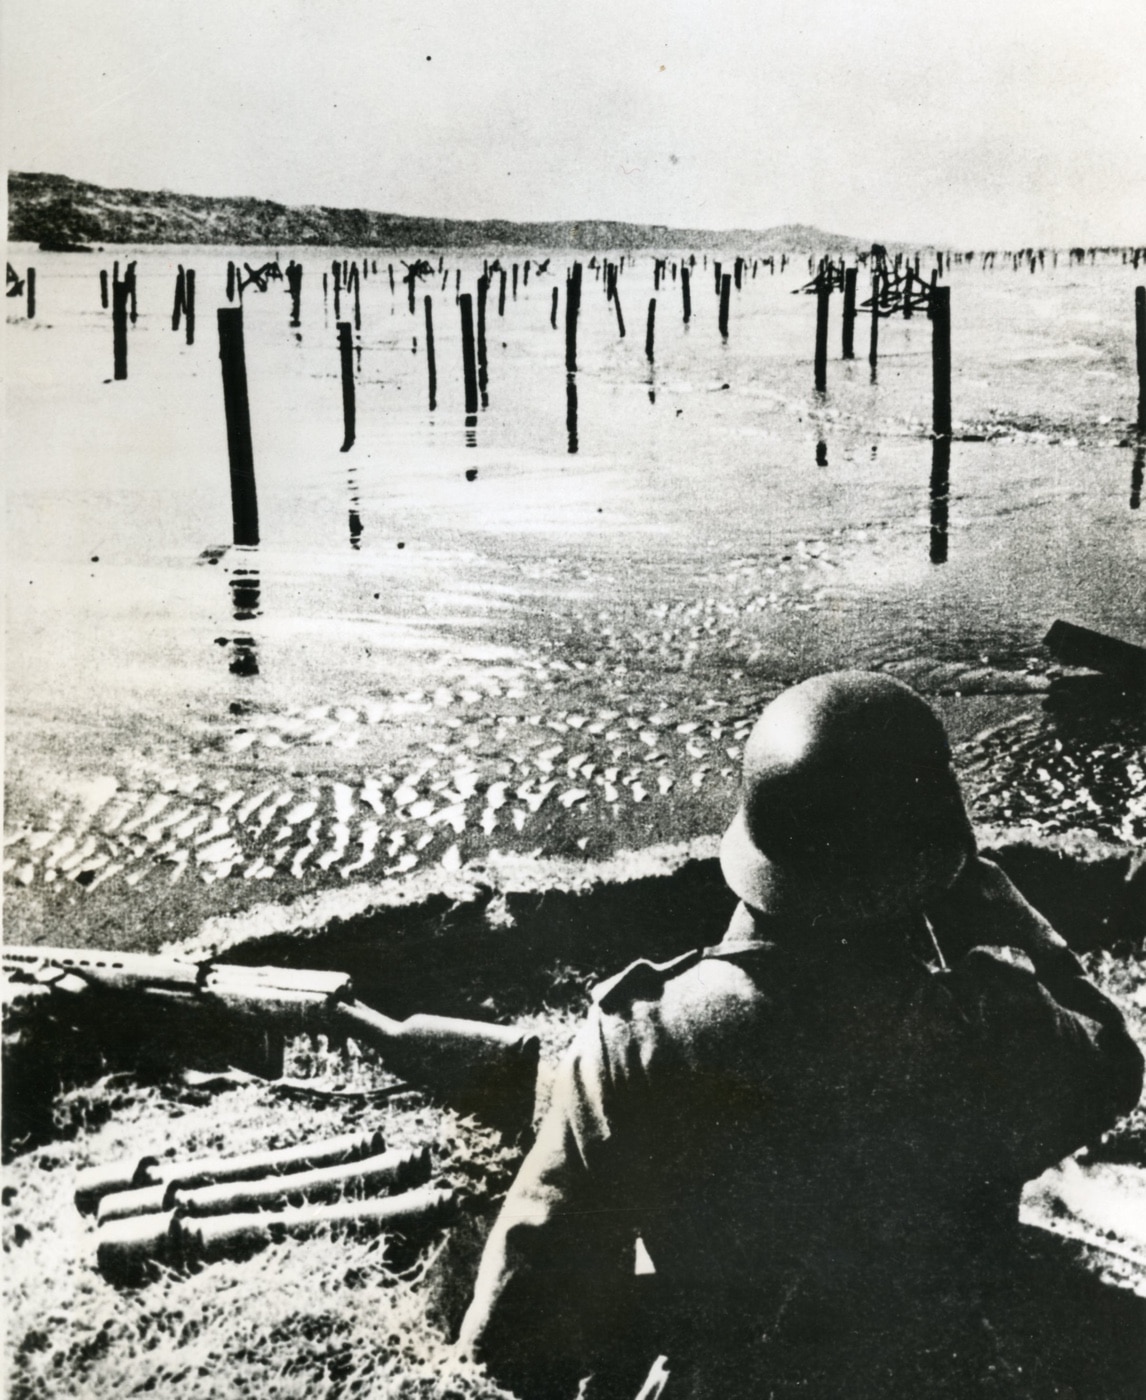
[[720, 672, 974, 926]]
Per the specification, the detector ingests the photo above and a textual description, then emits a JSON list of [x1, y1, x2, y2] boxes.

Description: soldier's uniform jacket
[[459, 861, 1142, 1398]]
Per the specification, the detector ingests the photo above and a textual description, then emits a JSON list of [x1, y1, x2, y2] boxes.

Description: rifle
[[3, 945, 540, 1134]]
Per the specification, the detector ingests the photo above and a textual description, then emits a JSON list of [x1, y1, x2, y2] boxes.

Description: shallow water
[[4, 244, 1143, 919]]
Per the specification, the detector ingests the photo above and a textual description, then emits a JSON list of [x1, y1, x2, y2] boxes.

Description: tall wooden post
[[931, 286, 952, 437], [338, 322, 356, 452], [112, 277, 129, 381], [681, 266, 691, 324], [814, 278, 830, 392], [718, 274, 731, 339], [565, 262, 582, 372], [217, 307, 259, 546], [498, 270, 507, 317], [100, 269, 109, 309], [1136, 286, 1146, 431], [172, 267, 185, 331], [929, 437, 950, 565], [842, 267, 857, 359], [185, 270, 196, 346], [645, 298, 656, 361], [424, 295, 437, 413], [476, 274, 489, 408], [550, 285, 559, 329], [26, 268, 35, 319], [459, 293, 478, 415]]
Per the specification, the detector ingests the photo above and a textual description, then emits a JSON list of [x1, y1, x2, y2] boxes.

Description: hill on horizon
[[8, 171, 886, 253]]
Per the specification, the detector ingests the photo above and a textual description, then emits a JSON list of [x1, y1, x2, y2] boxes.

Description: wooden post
[[26, 268, 35, 319], [476, 274, 489, 407], [227, 261, 236, 303], [868, 276, 880, 375], [565, 262, 582, 372], [172, 267, 185, 331], [338, 322, 356, 452], [681, 266, 691, 324], [126, 263, 137, 324], [1131, 439, 1143, 511], [645, 298, 656, 361], [718, 273, 731, 339], [100, 269, 109, 309], [459, 293, 478, 414], [903, 267, 913, 320], [216, 308, 259, 545], [498, 270, 506, 317], [112, 277, 129, 380], [566, 372, 578, 454], [1136, 286, 1145, 431], [523, 260, 530, 286], [550, 285, 559, 329], [424, 295, 437, 412], [713, 260, 722, 296], [512, 263, 518, 299], [814, 277, 830, 392], [185, 270, 196, 345], [613, 285, 626, 338], [931, 286, 952, 437], [842, 267, 857, 359], [388, 264, 395, 294], [929, 437, 950, 565]]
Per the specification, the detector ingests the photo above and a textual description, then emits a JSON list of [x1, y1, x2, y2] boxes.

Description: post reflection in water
[[1131, 438, 1143, 510], [227, 549, 261, 676], [929, 436, 950, 565], [566, 372, 579, 454], [347, 460, 363, 549], [465, 414, 478, 449]]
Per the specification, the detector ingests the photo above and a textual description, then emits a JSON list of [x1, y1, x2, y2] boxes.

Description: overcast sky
[[3, 0, 1143, 246]]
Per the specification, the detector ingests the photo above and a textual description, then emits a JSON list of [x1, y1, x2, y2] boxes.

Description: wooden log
[[216, 308, 259, 546], [338, 322, 356, 451], [1044, 620, 1146, 689]]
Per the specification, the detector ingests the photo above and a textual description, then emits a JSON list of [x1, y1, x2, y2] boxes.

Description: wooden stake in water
[[931, 286, 952, 437], [613, 284, 626, 338], [338, 322, 356, 452], [1136, 286, 1146, 431], [646, 298, 656, 361], [842, 267, 857, 359], [459, 293, 478, 414], [185, 269, 196, 346], [126, 263, 138, 324], [26, 268, 35, 319], [550, 285, 558, 329], [226, 261, 236, 303], [172, 267, 185, 331], [498, 270, 507, 317], [512, 263, 518, 299], [719, 273, 731, 339], [476, 274, 489, 408], [681, 265, 691, 324], [216, 307, 259, 545], [565, 262, 582, 373], [929, 436, 950, 565], [100, 269, 109, 309], [814, 276, 830, 392], [424, 295, 437, 413], [112, 276, 129, 381]]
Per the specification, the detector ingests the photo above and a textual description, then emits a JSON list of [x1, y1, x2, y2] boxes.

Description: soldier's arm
[[458, 1011, 641, 1399], [932, 858, 1143, 1174]]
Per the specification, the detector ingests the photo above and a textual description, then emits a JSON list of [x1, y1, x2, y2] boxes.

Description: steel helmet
[[720, 672, 974, 927]]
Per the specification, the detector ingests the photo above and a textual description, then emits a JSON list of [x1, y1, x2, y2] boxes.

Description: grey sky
[[3, 0, 1143, 245]]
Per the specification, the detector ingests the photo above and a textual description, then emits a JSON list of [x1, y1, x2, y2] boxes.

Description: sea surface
[[4, 243, 1143, 936]]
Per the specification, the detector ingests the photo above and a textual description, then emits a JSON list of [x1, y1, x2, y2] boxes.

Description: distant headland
[[8, 171, 874, 253]]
